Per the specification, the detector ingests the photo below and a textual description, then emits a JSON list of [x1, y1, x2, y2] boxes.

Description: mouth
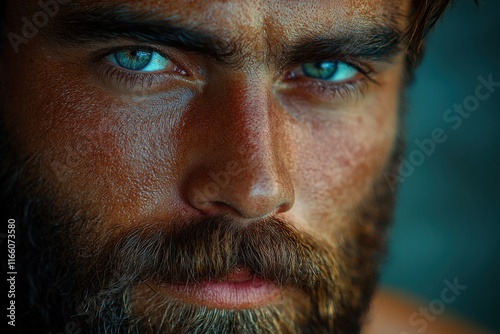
[[156, 267, 282, 309]]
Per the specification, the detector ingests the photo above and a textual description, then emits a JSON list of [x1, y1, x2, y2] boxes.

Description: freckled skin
[[1, 0, 414, 332]]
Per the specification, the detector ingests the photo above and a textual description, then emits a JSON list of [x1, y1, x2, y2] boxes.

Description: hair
[[406, 0, 453, 66]]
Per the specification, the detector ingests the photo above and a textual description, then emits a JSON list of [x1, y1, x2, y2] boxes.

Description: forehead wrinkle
[[196, 0, 276, 70]]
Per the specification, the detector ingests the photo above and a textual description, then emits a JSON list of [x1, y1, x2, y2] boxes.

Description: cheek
[[289, 66, 402, 229], [2, 46, 193, 220]]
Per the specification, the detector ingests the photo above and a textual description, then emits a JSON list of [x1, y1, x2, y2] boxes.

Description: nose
[[184, 73, 294, 220]]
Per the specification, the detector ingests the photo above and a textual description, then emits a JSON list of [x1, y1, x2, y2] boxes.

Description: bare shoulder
[[363, 289, 493, 334]]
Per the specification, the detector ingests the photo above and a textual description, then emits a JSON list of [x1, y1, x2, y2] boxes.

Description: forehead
[[56, 0, 407, 42], [125, 0, 402, 23]]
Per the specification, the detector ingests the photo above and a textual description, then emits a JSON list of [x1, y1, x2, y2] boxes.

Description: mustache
[[75, 216, 345, 300]]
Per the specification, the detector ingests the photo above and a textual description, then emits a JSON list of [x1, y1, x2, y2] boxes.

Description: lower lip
[[158, 276, 281, 309]]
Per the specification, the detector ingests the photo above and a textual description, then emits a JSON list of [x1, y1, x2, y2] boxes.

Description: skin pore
[[0, 0, 433, 333]]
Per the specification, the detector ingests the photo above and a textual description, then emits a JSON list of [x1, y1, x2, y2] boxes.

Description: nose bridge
[[185, 70, 294, 219], [226, 74, 276, 168], [226, 77, 280, 196]]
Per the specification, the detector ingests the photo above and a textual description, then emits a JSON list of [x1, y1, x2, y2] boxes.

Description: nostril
[[273, 201, 293, 215]]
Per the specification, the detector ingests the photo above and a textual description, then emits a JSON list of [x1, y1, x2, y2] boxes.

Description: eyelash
[[94, 46, 377, 100], [297, 77, 370, 101], [97, 65, 170, 90]]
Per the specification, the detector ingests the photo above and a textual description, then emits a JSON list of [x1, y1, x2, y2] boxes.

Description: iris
[[114, 49, 152, 71], [108, 49, 169, 72], [302, 61, 358, 82]]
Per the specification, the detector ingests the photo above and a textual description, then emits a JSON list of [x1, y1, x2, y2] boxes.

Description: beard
[[0, 118, 402, 334]]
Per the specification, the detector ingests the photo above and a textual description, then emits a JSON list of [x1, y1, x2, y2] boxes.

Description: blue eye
[[106, 49, 169, 72], [301, 61, 358, 82]]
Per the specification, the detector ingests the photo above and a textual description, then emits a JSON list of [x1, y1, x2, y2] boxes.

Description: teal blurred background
[[380, 0, 500, 332]]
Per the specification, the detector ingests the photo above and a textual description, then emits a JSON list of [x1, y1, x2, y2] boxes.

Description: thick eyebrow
[[45, 5, 236, 62], [45, 5, 403, 68], [285, 26, 403, 67]]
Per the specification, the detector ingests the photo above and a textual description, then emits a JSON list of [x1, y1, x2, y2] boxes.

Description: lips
[[157, 267, 281, 309]]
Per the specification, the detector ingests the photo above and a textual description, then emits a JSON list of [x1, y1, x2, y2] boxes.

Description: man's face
[[1, 0, 408, 332]]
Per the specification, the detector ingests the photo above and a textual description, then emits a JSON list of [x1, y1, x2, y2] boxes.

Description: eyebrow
[[46, 5, 404, 68], [286, 26, 403, 67], [46, 6, 237, 61]]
